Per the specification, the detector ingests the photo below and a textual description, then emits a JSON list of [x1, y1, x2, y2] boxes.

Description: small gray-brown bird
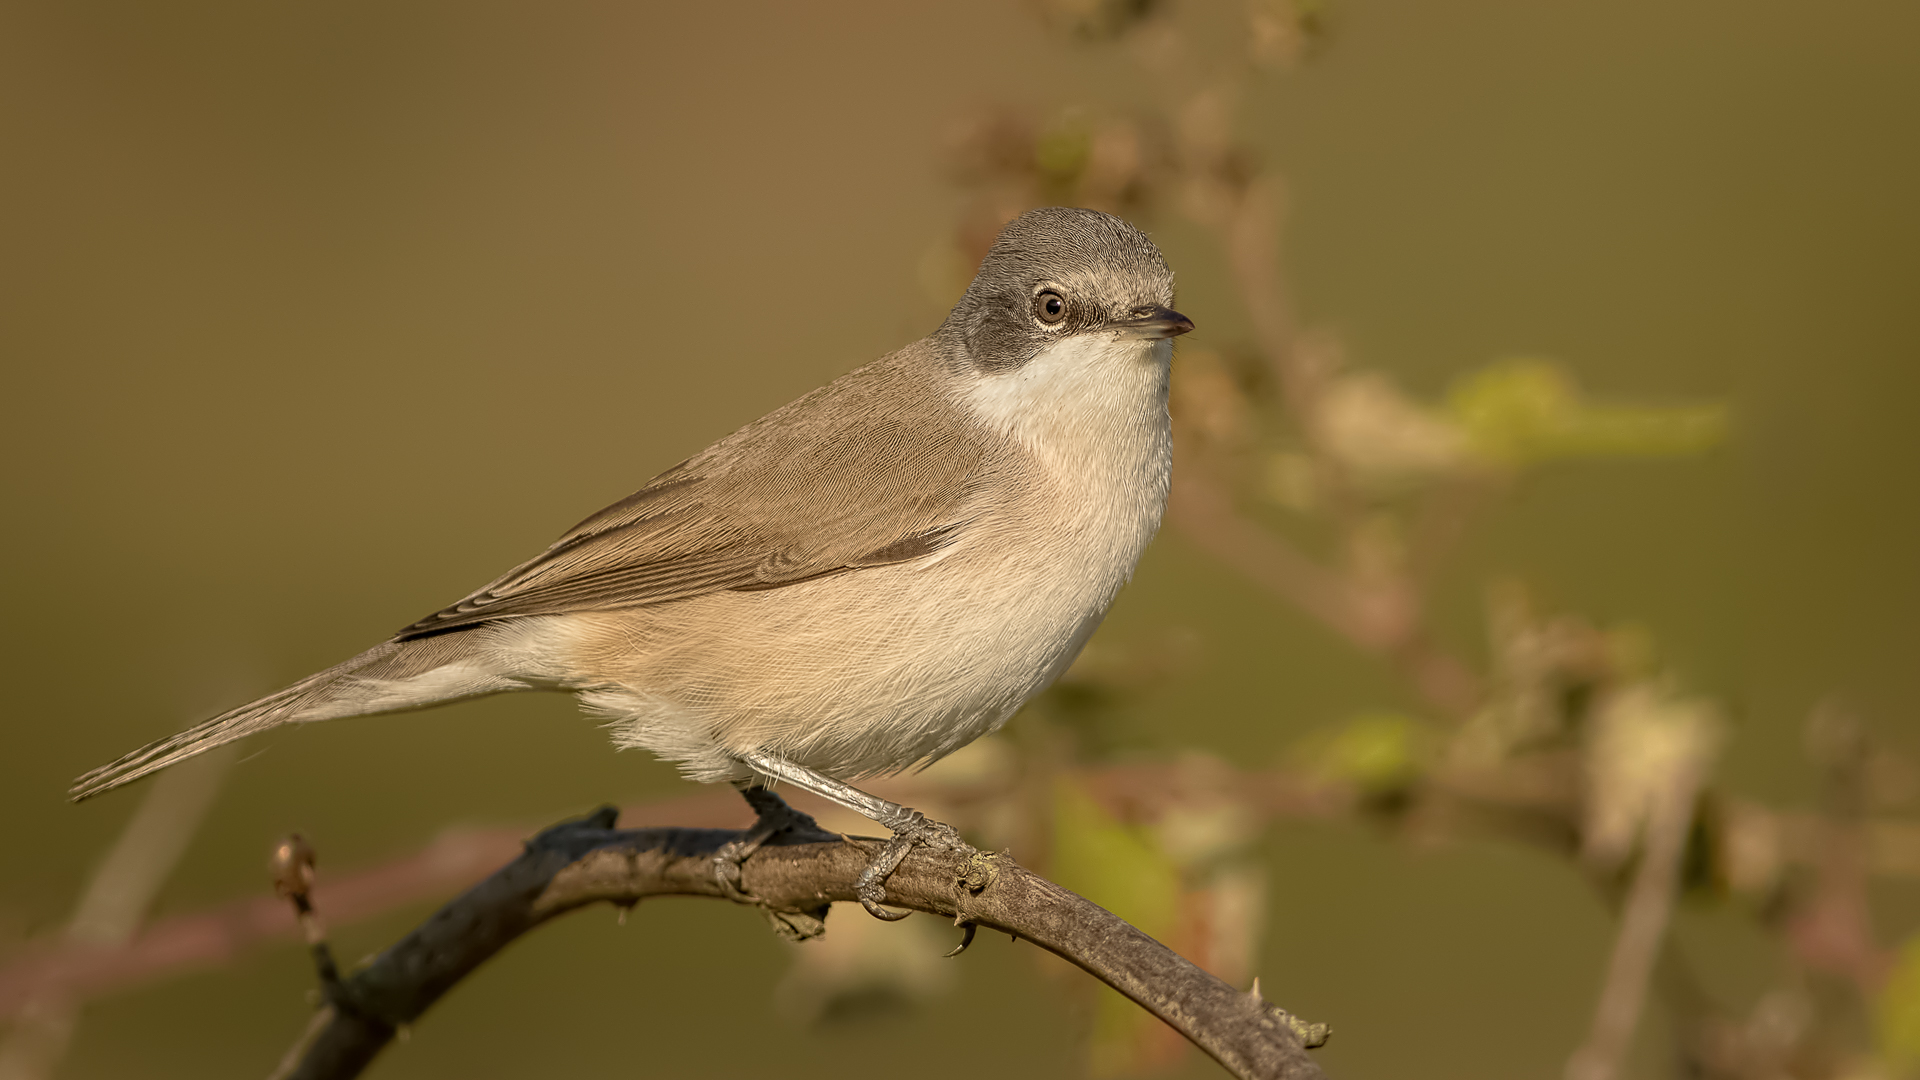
[[73, 206, 1192, 914]]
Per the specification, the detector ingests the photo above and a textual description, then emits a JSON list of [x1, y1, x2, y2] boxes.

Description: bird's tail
[[70, 632, 502, 802]]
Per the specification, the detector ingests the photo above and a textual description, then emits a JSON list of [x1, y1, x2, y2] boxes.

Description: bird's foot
[[712, 786, 822, 903], [855, 810, 969, 921]]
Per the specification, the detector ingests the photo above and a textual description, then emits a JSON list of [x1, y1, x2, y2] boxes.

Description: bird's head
[[942, 207, 1192, 375]]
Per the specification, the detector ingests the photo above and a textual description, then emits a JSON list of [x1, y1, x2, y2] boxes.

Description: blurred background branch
[[0, 749, 232, 1080]]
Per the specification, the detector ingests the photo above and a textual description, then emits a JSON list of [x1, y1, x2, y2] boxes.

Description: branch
[[1167, 444, 1483, 719], [0, 748, 232, 1080], [2, 771, 1348, 1021], [1784, 703, 1894, 993], [1167, 84, 1488, 723], [272, 807, 1331, 1080], [1563, 743, 1712, 1080], [0, 789, 744, 1020]]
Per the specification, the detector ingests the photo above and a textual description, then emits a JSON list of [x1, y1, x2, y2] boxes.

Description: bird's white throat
[[958, 333, 1172, 474]]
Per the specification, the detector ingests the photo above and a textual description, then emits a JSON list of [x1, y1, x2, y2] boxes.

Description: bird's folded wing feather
[[396, 356, 991, 639]]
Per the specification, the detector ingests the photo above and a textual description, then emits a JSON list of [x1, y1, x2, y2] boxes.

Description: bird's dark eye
[[1033, 290, 1068, 326]]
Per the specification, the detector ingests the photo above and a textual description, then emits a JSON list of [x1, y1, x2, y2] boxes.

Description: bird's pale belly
[[546, 507, 1146, 784]]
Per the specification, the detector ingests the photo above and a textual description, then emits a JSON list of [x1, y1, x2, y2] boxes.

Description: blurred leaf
[[1878, 933, 1920, 1069], [1052, 777, 1184, 1075], [1036, 117, 1093, 184], [1582, 682, 1723, 870], [1446, 358, 1729, 466], [1316, 372, 1473, 486], [1293, 712, 1427, 798], [1052, 777, 1182, 939], [1246, 0, 1323, 67]]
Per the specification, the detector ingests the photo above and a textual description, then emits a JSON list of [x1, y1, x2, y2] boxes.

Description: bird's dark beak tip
[[1127, 305, 1194, 340]]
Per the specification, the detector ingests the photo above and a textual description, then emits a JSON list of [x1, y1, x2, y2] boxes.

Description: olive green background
[[2, 1, 1917, 1077]]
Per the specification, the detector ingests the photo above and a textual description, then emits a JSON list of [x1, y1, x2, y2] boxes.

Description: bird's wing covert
[[396, 356, 988, 639]]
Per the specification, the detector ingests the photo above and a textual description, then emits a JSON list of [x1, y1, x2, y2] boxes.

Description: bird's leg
[[735, 750, 969, 921], [711, 783, 823, 903]]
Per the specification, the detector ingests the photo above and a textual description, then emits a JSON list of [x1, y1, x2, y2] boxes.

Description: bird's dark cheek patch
[[965, 310, 1042, 374]]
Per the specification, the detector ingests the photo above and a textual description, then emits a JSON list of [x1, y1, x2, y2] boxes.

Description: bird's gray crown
[[942, 207, 1177, 372]]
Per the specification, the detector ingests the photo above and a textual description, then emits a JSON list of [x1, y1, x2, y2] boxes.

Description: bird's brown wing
[[395, 351, 991, 639]]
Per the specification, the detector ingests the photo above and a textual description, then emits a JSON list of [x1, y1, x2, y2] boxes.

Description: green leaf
[[1294, 712, 1427, 797], [1051, 777, 1185, 1075], [1445, 358, 1729, 466], [1878, 932, 1920, 1067], [1051, 777, 1181, 938]]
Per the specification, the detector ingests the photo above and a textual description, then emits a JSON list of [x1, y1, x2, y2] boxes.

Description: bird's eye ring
[[1033, 290, 1069, 326]]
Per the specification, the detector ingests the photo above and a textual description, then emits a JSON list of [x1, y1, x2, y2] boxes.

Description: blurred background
[[3, 1, 1918, 1077]]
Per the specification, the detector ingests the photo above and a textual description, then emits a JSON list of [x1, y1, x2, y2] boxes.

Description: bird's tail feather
[[70, 633, 489, 802]]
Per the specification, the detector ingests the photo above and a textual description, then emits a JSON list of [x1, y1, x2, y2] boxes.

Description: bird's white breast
[[958, 332, 1175, 656]]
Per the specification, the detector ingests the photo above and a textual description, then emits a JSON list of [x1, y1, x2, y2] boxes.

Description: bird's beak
[[1113, 306, 1196, 340]]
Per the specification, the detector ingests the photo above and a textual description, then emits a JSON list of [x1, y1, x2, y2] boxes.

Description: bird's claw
[[944, 921, 978, 957], [711, 840, 757, 903], [855, 831, 917, 920], [711, 787, 820, 903], [854, 810, 967, 921]]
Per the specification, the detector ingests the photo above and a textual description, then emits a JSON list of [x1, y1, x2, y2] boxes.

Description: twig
[[1783, 703, 1893, 994], [0, 748, 232, 1080], [1167, 449, 1482, 718], [1563, 747, 1712, 1080], [1219, 179, 1303, 414], [1162, 82, 1487, 721], [0, 788, 743, 1020], [274, 805, 1331, 1080], [1167, 450, 1368, 640]]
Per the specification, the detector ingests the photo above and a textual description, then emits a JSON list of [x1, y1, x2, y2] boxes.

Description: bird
[[71, 206, 1193, 916]]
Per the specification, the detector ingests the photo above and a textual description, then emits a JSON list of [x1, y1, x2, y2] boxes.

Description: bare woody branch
[[271, 806, 1331, 1080], [0, 770, 1347, 1023]]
